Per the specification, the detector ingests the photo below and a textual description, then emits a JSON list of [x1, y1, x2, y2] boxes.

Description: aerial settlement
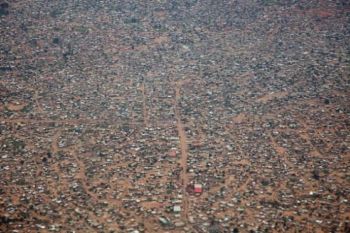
[[0, 0, 349, 232]]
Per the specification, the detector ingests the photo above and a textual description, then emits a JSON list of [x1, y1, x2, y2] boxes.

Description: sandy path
[[34, 89, 44, 113], [0, 118, 94, 125], [50, 129, 64, 196], [174, 82, 190, 222]]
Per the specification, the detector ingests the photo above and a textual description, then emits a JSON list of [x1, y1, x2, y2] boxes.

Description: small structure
[[169, 148, 177, 157], [186, 183, 204, 196], [194, 184, 203, 194], [173, 205, 181, 213], [159, 217, 171, 226]]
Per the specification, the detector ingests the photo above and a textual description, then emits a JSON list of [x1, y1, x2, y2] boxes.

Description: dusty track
[[174, 82, 190, 221]]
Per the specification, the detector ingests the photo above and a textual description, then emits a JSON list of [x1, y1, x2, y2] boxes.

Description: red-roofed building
[[194, 184, 203, 194]]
